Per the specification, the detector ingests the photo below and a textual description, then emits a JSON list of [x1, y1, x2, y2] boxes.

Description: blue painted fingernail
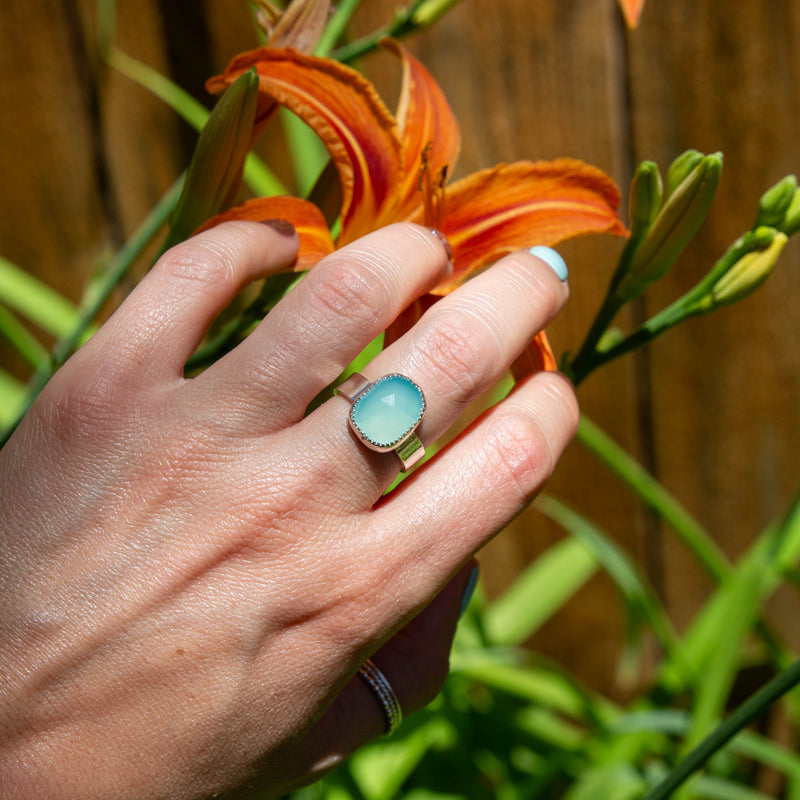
[[529, 246, 568, 281], [459, 565, 480, 617]]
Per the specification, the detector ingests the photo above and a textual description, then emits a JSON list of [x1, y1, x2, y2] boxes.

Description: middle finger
[[198, 223, 452, 431]]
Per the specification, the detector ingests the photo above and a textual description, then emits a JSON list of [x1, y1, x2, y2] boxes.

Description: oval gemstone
[[350, 374, 425, 448]]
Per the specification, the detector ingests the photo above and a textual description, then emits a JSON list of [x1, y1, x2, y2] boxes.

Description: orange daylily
[[618, 0, 646, 28], [203, 42, 626, 376]]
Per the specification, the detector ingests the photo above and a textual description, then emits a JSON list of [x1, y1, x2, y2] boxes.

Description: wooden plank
[[627, 0, 800, 642]]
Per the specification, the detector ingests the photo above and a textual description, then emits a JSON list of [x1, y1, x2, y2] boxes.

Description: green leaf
[[348, 715, 455, 800], [0, 367, 26, 429], [0, 255, 83, 339], [483, 538, 598, 646], [683, 553, 766, 748], [576, 415, 729, 582], [514, 706, 587, 749], [564, 763, 647, 800], [644, 659, 800, 800], [691, 775, 776, 800], [536, 494, 684, 674], [107, 46, 285, 197], [450, 653, 610, 721], [0, 304, 48, 368], [612, 709, 800, 782], [107, 45, 210, 130]]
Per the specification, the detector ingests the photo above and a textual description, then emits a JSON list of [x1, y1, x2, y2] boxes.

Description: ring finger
[[305, 246, 569, 506]]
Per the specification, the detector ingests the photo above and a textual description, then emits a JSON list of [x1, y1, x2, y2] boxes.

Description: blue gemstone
[[350, 374, 425, 448]]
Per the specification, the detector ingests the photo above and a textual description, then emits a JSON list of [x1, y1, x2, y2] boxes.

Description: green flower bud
[[163, 69, 259, 251], [629, 161, 663, 236], [664, 150, 705, 199], [710, 230, 787, 307], [615, 152, 723, 302], [596, 327, 625, 354], [412, 0, 466, 27], [755, 175, 797, 229], [780, 188, 800, 236]]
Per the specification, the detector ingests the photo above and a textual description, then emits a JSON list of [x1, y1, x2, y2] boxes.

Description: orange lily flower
[[203, 42, 626, 376], [618, 0, 646, 28]]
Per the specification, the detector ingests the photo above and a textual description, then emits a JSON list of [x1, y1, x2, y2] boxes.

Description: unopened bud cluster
[[614, 151, 723, 303]]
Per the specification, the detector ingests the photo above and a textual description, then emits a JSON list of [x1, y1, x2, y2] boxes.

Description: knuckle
[[485, 409, 555, 495], [305, 257, 386, 324], [34, 358, 138, 445], [412, 312, 493, 399], [158, 241, 237, 292]]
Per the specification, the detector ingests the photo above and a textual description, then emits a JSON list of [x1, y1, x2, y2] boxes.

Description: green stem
[[643, 659, 800, 800], [568, 229, 769, 386], [565, 236, 641, 383], [0, 305, 48, 368], [0, 176, 183, 448], [576, 414, 730, 582], [185, 270, 305, 373], [314, 0, 365, 58], [332, 0, 429, 63]]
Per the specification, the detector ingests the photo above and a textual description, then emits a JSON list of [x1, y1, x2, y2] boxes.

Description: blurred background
[[2, 0, 799, 701]]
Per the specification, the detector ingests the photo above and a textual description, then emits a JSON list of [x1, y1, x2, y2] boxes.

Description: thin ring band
[[357, 658, 403, 735]]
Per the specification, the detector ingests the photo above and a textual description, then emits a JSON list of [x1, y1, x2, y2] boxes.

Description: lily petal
[[385, 40, 462, 221], [198, 196, 335, 269], [414, 159, 626, 293], [208, 48, 402, 245], [618, 0, 645, 28], [510, 332, 558, 381]]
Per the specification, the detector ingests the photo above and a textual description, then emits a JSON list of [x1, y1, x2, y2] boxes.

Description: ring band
[[335, 373, 426, 471], [358, 658, 403, 735]]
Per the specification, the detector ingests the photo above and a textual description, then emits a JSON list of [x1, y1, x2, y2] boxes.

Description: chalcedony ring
[[335, 373, 426, 471]]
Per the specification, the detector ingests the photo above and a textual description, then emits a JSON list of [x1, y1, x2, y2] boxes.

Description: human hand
[[0, 221, 577, 799]]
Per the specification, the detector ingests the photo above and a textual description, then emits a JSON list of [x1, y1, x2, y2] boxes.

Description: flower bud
[[779, 188, 800, 237], [629, 160, 663, 236], [710, 229, 787, 307], [615, 152, 723, 302], [754, 175, 797, 229], [412, 0, 467, 27], [664, 150, 704, 199], [163, 69, 259, 251]]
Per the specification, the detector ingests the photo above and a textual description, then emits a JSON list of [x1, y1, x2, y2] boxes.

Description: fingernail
[[529, 245, 568, 281], [430, 229, 454, 274], [459, 564, 480, 618], [259, 218, 297, 237]]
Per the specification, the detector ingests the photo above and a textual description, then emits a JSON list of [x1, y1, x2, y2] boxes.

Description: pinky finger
[[373, 371, 579, 589], [271, 563, 476, 794]]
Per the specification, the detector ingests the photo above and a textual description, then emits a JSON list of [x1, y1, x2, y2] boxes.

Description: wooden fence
[[2, 0, 799, 695]]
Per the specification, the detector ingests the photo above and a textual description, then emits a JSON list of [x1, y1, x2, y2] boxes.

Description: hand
[[0, 221, 578, 799]]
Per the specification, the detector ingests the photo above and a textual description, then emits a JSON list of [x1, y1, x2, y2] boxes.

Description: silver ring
[[335, 373, 426, 471], [358, 658, 403, 735]]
